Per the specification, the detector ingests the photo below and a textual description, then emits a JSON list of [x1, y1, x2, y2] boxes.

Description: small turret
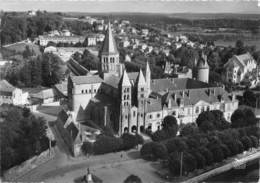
[[197, 52, 209, 83]]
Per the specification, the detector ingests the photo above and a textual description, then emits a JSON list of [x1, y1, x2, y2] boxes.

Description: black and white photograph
[[0, 0, 260, 182]]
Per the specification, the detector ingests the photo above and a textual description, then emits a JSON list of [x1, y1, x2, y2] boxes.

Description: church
[[67, 22, 239, 136]]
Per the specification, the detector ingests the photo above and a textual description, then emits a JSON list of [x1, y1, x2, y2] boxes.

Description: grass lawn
[[4, 42, 41, 55]]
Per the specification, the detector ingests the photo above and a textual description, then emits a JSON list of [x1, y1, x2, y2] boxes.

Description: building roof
[[146, 98, 162, 113], [151, 78, 211, 93], [234, 52, 255, 67], [0, 80, 16, 93], [100, 22, 118, 55], [103, 74, 120, 89], [161, 87, 232, 107], [70, 75, 103, 85]]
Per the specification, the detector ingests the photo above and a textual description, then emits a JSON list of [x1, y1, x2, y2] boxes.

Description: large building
[[224, 52, 258, 84], [67, 22, 239, 136]]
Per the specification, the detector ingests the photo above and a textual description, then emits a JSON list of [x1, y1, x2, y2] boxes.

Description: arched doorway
[[131, 125, 137, 133], [124, 127, 129, 133]]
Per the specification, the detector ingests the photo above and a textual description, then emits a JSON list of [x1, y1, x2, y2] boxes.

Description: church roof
[[70, 75, 103, 85], [104, 74, 120, 89], [0, 80, 16, 94], [100, 22, 118, 55]]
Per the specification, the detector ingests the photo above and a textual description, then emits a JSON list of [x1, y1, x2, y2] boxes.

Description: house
[[141, 29, 149, 36], [86, 35, 97, 46], [224, 52, 258, 84], [38, 35, 86, 46], [0, 80, 29, 105]]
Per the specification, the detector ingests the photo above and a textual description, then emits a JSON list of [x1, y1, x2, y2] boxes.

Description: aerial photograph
[[0, 0, 260, 182]]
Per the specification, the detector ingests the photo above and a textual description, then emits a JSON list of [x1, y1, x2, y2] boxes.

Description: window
[[157, 113, 160, 118], [195, 107, 199, 114], [140, 114, 143, 117], [149, 114, 153, 119], [133, 111, 136, 117], [127, 95, 129, 99], [125, 115, 128, 119], [81, 90, 84, 93], [141, 87, 144, 91], [94, 89, 96, 93], [89, 89, 91, 93], [172, 111, 176, 115], [140, 94, 144, 98], [207, 106, 210, 111], [85, 90, 88, 93]]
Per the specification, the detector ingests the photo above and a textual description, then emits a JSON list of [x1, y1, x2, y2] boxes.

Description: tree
[[0, 104, 48, 173], [180, 123, 199, 137], [243, 90, 256, 107], [162, 115, 178, 130], [123, 174, 142, 183], [190, 150, 206, 169], [249, 135, 259, 148], [198, 147, 214, 166], [93, 135, 123, 155], [165, 137, 188, 153], [231, 108, 257, 128], [208, 145, 224, 163], [153, 143, 168, 160], [140, 142, 156, 160], [240, 136, 253, 151], [121, 133, 138, 150]]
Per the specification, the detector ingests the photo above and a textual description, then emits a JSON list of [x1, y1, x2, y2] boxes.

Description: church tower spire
[[100, 21, 120, 77], [145, 60, 151, 97]]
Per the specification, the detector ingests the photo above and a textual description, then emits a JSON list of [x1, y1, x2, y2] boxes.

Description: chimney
[[232, 94, 236, 101], [180, 90, 185, 98]]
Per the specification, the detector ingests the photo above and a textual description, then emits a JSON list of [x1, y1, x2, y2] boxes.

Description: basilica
[[67, 22, 238, 136]]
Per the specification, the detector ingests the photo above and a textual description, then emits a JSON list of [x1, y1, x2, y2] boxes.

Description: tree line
[[140, 108, 259, 176], [1, 48, 66, 88], [0, 104, 50, 174]]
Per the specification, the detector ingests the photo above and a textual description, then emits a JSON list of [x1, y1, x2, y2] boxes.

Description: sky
[[0, 0, 259, 14]]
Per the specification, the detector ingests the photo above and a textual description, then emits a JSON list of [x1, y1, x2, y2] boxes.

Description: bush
[[140, 142, 157, 160], [198, 147, 214, 166], [180, 123, 199, 137], [208, 145, 224, 163], [249, 135, 259, 148], [240, 136, 253, 150], [121, 133, 138, 150], [140, 142, 168, 160], [190, 150, 206, 169], [220, 144, 231, 159], [165, 137, 188, 153], [81, 141, 93, 155], [123, 174, 142, 183], [93, 135, 123, 155]]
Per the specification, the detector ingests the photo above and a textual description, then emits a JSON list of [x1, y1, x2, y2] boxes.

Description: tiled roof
[[104, 74, 120, 89], [71, 75, 103, 85], [151, 78, 211, 93], [235, 52, 254, 66], [100, 22, 118, 55], [161, 87, 232, 107], [0, 80, 16, 93], [146, 98, 162, 113]]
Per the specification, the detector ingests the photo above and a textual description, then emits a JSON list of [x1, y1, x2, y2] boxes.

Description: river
[[204, 159, 259, 182]]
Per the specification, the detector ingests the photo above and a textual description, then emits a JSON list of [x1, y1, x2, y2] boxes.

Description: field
[[214, 39, 260, 51], [3, 42, 41, 55]]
